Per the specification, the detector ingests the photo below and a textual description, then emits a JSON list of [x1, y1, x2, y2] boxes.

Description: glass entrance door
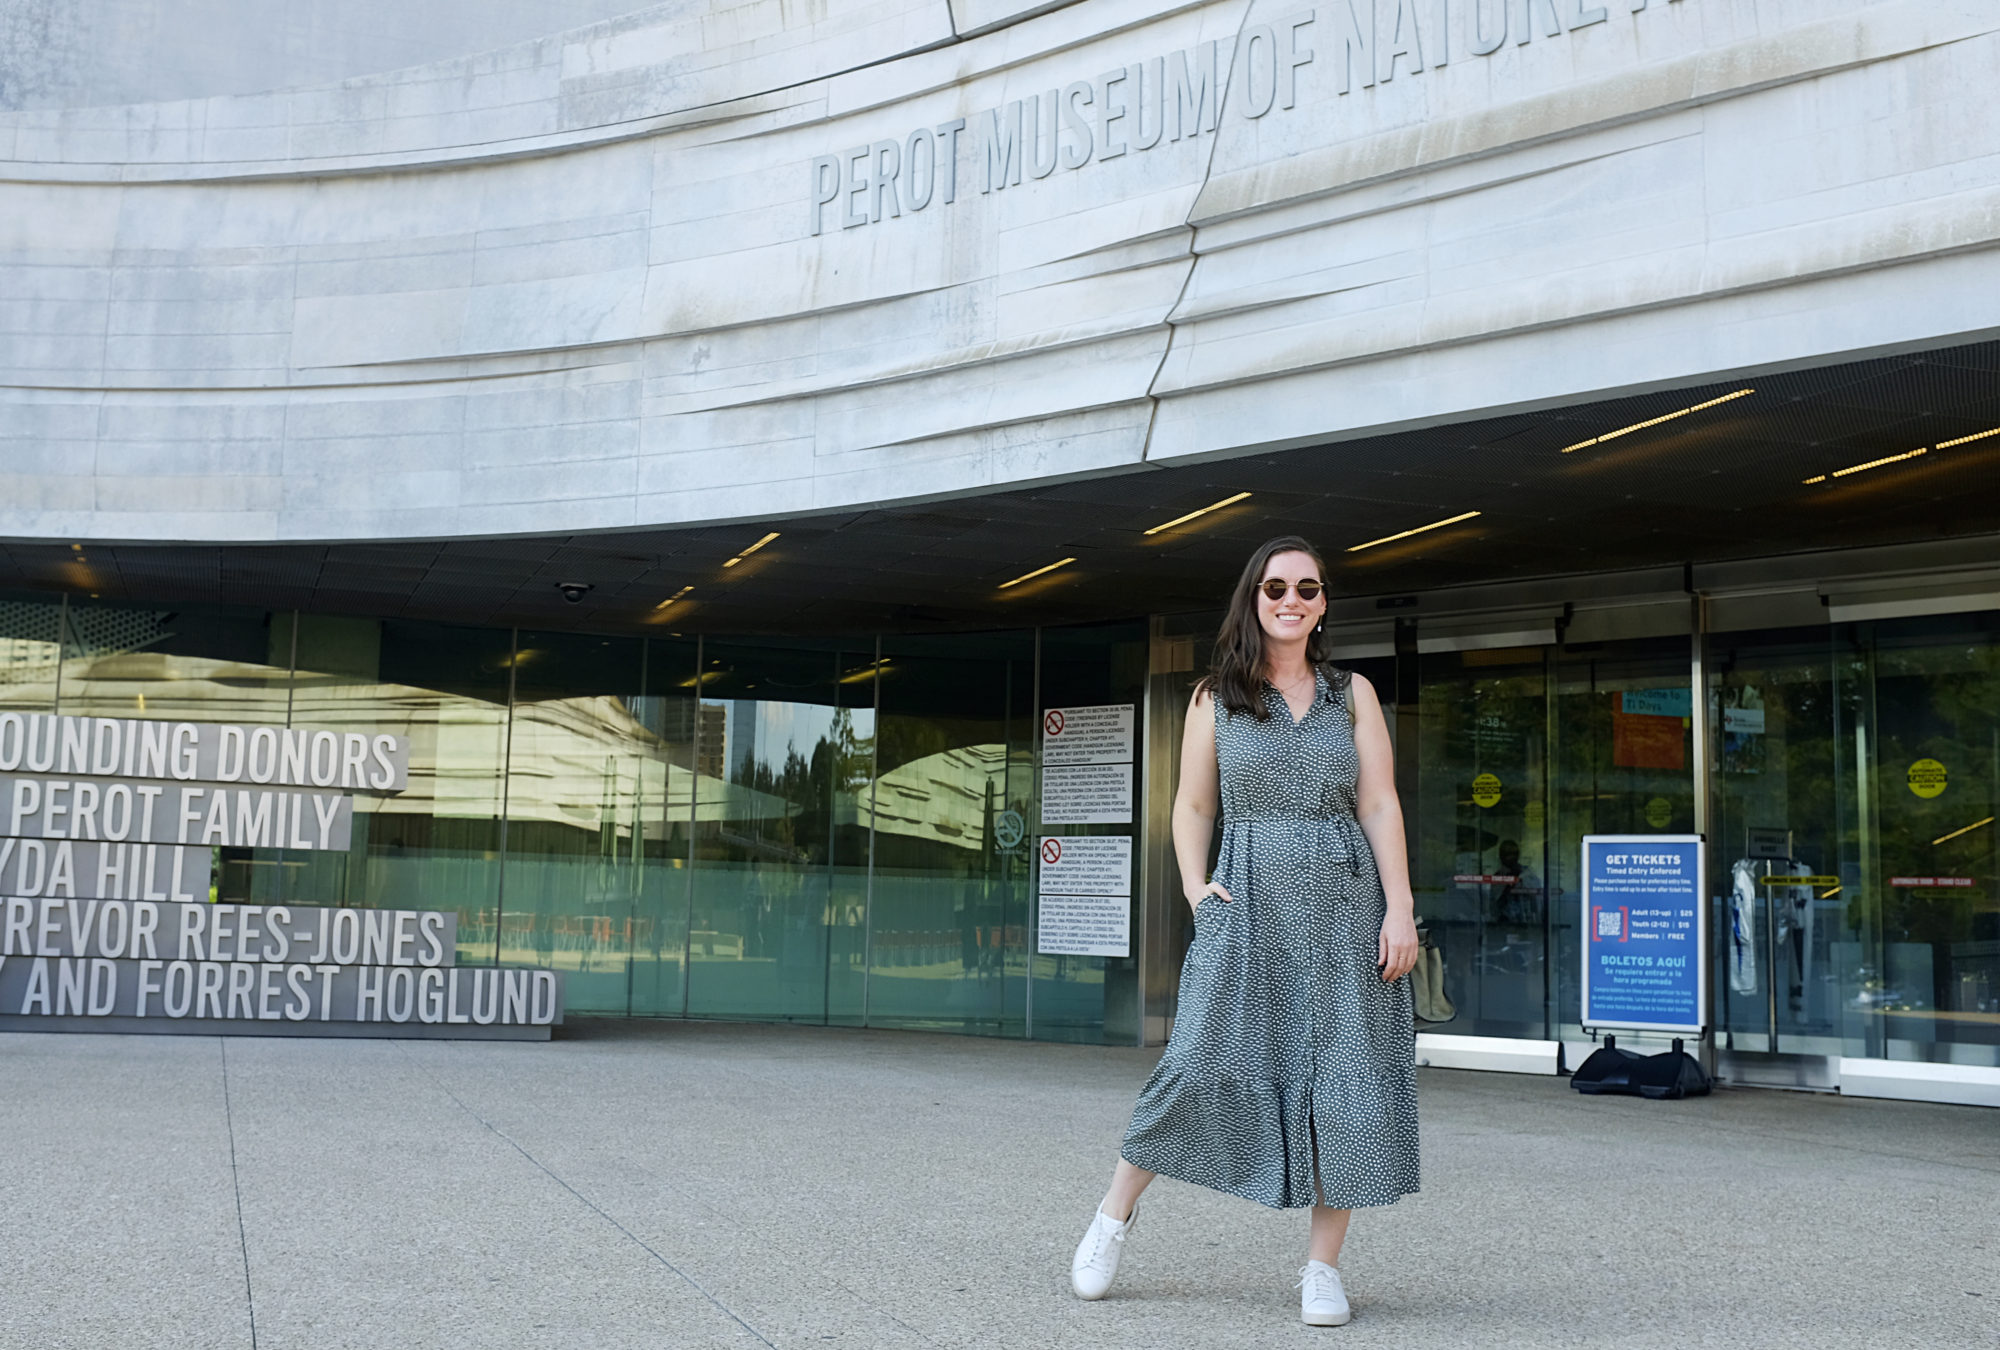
[[1849, 611, 2000, 1067], [1414, 646, 1552, 1039], [1707, 610, 2000, 1070], [1706, 626, 1849, 1057]]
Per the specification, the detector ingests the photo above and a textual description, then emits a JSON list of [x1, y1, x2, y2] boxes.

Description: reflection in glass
[[1550, 638, 1695, 1038], [500, 634, 696, 1015], [686, 642, 874, 1023], [287, 617, 513, 964], [58, 600, 292, 905], [1848, 614, 1999, 1067], [868, 633, 1034, 1035], [0, 596, 62, 714], [1415, 647, 1550, 1039], [1708, 627, 1848, 1057]]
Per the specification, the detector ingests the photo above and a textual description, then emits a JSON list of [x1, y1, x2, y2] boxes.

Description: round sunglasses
[[1259, 579, 1323, 601]]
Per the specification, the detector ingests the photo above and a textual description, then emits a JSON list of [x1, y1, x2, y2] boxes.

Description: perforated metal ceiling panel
[[6, 341, 1999, 634]]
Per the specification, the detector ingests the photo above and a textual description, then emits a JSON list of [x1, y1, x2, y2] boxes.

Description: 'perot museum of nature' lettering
[[810, 0, 1685, 232]]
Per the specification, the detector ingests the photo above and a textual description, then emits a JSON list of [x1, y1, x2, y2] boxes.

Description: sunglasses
[[1259, 579, 1324, 602]]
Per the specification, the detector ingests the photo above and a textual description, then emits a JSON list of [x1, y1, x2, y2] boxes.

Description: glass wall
[[1413, 645, 1554, 1039], [1709, 612, 2000, 1068], [868, 632, 1035, 1035], [1406, 633, 1700, 1044], [685, 640, 875, 1024], [15, 580, 1990, 1065], [1550, 637, 1696, 1041], [1036, 621, 1147, 1045], [0, 595, 1142, 1043]]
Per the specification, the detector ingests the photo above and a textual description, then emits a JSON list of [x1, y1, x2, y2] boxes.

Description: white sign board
[[1040, 762, 1132, 825], [1037, 835, 1132, 957], [1036, 835, 1131, 895], [1041, 705, 1135, 766]]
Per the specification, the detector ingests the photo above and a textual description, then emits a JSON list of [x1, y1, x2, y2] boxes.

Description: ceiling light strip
[[998, 557, 1076, 589], [1346, 510, 1481, 553], [1143, 491, 1252, 536], [722, 532, 780, 568], [1561, 388, 1755, 454], [1932, 815, 1994, 846], [653, 585, 694, 611], [1935, 425, 2000, 450], [1802, 446, 1926, 485]]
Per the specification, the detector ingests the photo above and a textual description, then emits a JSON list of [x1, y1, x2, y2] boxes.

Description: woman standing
[[1069, 536, 1421, 1327]]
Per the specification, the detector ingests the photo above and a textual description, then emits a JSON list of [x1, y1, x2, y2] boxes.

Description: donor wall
[[0, 713, 562, 1041]]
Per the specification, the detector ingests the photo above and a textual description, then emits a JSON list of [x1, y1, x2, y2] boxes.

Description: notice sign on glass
[[1037, 835, 1131, 957], [1040, 704, 1134, 824], [1580, 835, 1706, 1035]]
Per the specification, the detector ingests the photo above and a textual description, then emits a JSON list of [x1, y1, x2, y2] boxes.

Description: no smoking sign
[[1044, 710, 1066, 737], [1041, 838, 1063, 864]]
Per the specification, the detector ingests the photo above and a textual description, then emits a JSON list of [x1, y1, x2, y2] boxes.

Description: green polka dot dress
[[1122, 666, 1420, 1210]]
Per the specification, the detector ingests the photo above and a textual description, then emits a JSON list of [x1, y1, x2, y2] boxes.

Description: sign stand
[[1574, 834, 1713, 1099]]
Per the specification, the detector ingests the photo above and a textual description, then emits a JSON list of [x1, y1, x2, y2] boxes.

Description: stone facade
[[2, 0, 1996, 542]]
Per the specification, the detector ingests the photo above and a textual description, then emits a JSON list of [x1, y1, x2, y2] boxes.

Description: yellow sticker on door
[[1907, 758, 1947, 799], [1645, 797, 1673, 829], [1471, 773, 1502, 808]]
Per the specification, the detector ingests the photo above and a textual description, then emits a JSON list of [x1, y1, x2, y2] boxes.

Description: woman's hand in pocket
[[1186, 879, 1233, 915]]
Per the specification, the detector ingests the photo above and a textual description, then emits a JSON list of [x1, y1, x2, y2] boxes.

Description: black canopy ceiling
[[8, 339, 1999, 635]]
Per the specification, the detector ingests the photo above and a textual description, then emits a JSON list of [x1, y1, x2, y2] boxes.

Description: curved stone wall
[[2, 0, 1996, 542], [0, 0, 664, 110]]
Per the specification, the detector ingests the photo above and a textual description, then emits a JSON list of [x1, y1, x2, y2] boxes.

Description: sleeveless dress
[[1121, 666, 1420, 1210]]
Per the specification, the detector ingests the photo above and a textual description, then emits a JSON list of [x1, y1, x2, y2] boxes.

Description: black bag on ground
[[1570, 1040, 1712, 1100], [1631, 1048, 1712, 1099], [1569, 1045, 1643, 1095]]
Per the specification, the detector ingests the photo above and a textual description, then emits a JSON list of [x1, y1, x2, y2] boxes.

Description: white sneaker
[[1069, 1205, 1136, 1300], [1297, 1261, 1350, 1326]]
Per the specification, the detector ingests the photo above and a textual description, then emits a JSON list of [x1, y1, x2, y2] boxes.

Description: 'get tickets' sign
[[1581, 835, 1706, 1035]]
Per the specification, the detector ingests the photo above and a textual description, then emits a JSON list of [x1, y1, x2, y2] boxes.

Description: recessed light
[[1562, 389, 1755, 454], [1143, 492, 1252, 536], [1346, 511, 1481, 553], [1802, 447, 1926, 484], [998, 557, 1075, 589], [1935, 425, 2000, 450], [722, 532, 780, 568]]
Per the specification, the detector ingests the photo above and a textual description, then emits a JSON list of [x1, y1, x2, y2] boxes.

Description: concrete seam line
[[218, 1038, 260, 1350], [395, 1045, 780, 1350], [1141, 0, 1256, 448]]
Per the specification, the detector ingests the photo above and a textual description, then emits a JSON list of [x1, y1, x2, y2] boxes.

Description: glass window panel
[[1850, 611, 2000, 1067], [686, 640, 873, 1023], [56, 600, 292, 905], [1413, 646, 1550, 1040], [627, 641, 700, 1017], [1550, 637, 1696, 1040], [285, 617, 513, 965], [868, 631, 1035, 1036], [0, 594, 63, 713], [1706, 626, 1848, 1057], [497, 633, 652, 1015]]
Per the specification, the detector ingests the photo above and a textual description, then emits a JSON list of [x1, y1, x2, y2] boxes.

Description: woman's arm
[[1351, 673, 1419, 981], [1173, 686, 1231, 911]]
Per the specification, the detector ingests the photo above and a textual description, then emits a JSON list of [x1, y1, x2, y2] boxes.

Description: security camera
[[557, 582, 593, 604]]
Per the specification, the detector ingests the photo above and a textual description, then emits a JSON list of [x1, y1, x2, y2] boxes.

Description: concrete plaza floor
[[2, 1020, 1995, 1350]]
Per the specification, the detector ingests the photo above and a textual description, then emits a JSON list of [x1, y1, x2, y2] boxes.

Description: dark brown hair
[[1198, 535, 1332, 719]]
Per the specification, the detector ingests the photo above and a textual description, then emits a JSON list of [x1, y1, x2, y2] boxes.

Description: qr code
[[1596, 910, 1623, 938]]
